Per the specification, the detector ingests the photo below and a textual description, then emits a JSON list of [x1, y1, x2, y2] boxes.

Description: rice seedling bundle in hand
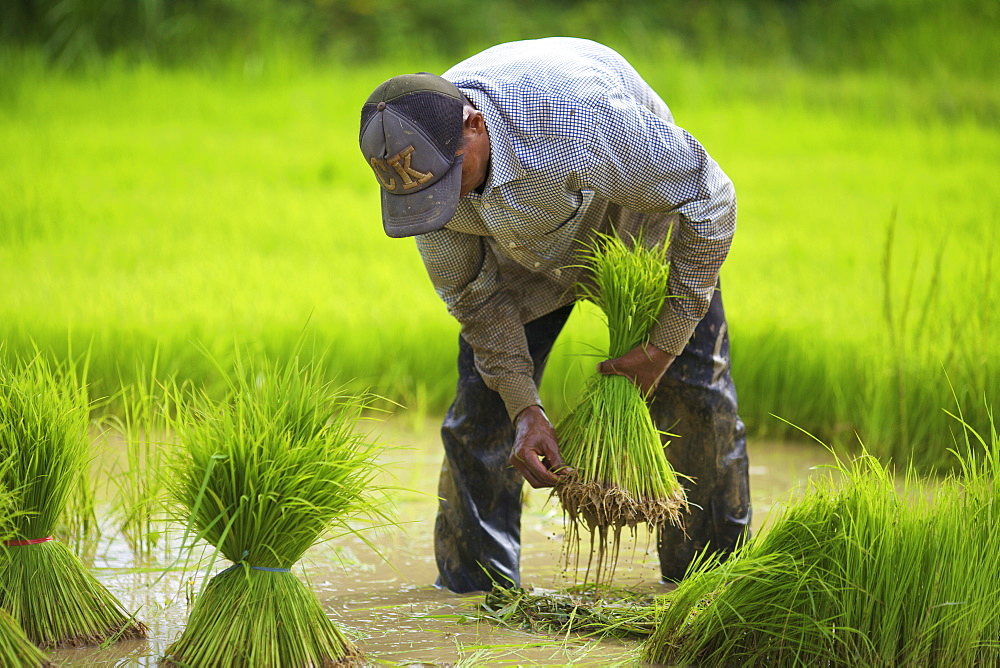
[[0, 354, 148, 649], [554, 233, 687, 578], [162, 352, 387, 667]]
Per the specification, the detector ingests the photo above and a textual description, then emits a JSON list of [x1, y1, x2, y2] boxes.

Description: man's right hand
[[509, 405, 572, 488]]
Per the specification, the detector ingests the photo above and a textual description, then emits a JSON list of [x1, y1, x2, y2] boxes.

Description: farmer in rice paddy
[[360, 37, 750, 592]]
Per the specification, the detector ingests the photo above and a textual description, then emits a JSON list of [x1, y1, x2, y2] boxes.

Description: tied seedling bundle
[[0, 472, 50, 667], [163, 352, 387, 667], [555, 233, 687, 579], [0, 354, 148, 649], [0, 608, 46, 667]]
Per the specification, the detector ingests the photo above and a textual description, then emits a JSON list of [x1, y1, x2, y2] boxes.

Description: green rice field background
[[1, 2, 999, 665], [1, 2, 998, 473]]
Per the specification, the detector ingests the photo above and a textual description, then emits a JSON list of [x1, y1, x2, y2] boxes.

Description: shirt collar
[[459, 86, 524, 193]]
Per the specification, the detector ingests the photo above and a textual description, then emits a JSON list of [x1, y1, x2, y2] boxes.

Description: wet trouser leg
[[435, 303, 575, 594], [653, 284, 752, 582]]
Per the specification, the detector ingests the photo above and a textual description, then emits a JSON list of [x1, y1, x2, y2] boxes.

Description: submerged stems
[[163, 568, 357, 666]]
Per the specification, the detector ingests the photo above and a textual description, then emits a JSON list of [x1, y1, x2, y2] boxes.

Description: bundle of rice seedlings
[[162, 351, 387, 667], [0, 354, 148, 648], [0, 473, 50, 667], [644, 411, 1000, 666], [0, 609, 48, 668], [554, 232, 686, 579]]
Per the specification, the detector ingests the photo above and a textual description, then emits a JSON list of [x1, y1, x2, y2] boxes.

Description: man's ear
[[463, 106, 485, 133]]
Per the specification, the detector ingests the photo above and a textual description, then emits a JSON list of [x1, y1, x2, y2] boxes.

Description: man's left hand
[[597, 342, 676, 397], [510, 405, 572, 488]]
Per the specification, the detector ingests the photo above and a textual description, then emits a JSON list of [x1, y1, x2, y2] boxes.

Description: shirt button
[[554, 268, 562, 277], [508, 241, 517, 248], [533, 262, 540, 268]]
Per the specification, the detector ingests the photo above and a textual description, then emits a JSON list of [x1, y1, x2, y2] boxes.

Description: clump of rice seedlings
[[161, 350, 388, 667], [56, 469, 100, 562], [478, 583, 657, 639], [0, 354, 149, 648], [644, 408, 1000, 666], [555, 232, 686, 581], [0, 609, 48, 668], [0, 475, 51, 667], [52, 437, 101, 562]]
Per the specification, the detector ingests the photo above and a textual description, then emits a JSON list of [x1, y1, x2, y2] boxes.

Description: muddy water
[[50, 419, 833, 666]]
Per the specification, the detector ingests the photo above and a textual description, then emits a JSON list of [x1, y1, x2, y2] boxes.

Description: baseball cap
[[360, 73, 465, 238]]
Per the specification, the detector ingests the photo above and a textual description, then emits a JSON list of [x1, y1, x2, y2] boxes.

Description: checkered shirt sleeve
[[416, 229, 541, 419], [583, 84, 737, 355]]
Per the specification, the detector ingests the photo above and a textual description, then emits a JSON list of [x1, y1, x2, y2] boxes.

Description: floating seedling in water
[[555, 232, 687, 583], [478, 583, 658, 639], [0, 354, 148, 649], [162, 349, 390, 666]]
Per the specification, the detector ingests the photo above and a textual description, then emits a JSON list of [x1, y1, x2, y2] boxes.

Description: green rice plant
[[1, 58, 997, 470], [51, 363, 101, 563], [554, 232, 686, 581], [0, 608, 48, 668], [0, 353, 148, 648], [644, 407, 1000, 666], [162, 349, 389, 666], [104, 355, 175, 563], [54, 458, 100, 562]]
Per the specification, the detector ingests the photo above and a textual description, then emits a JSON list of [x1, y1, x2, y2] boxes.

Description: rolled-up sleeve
[[584, 87, 737, 355], [415, 228, 541, 421]]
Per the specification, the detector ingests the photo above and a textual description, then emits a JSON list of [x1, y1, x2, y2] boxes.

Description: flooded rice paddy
[[51, 419, 834, 666]]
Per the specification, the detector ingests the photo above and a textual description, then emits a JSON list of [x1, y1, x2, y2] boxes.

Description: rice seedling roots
[[162, 568, 361, 667], [0, 540, 148, 649], [555, 475, 687, 583], [554, 476, 686, 531]]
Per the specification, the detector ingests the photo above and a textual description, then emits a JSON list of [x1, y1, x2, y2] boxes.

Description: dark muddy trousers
[[434, 288, 751, 593]]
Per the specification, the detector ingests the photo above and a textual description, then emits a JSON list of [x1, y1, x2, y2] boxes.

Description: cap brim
[[381, 154, 464, 238]]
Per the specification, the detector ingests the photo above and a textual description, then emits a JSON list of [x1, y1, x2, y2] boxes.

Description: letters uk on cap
[[359, 73, 466, 238]]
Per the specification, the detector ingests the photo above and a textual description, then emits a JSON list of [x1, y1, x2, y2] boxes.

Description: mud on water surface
[[51, 418, 833, 666]]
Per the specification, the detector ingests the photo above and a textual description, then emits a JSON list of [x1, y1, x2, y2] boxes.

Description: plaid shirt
[[416, 37, 737, 421]]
